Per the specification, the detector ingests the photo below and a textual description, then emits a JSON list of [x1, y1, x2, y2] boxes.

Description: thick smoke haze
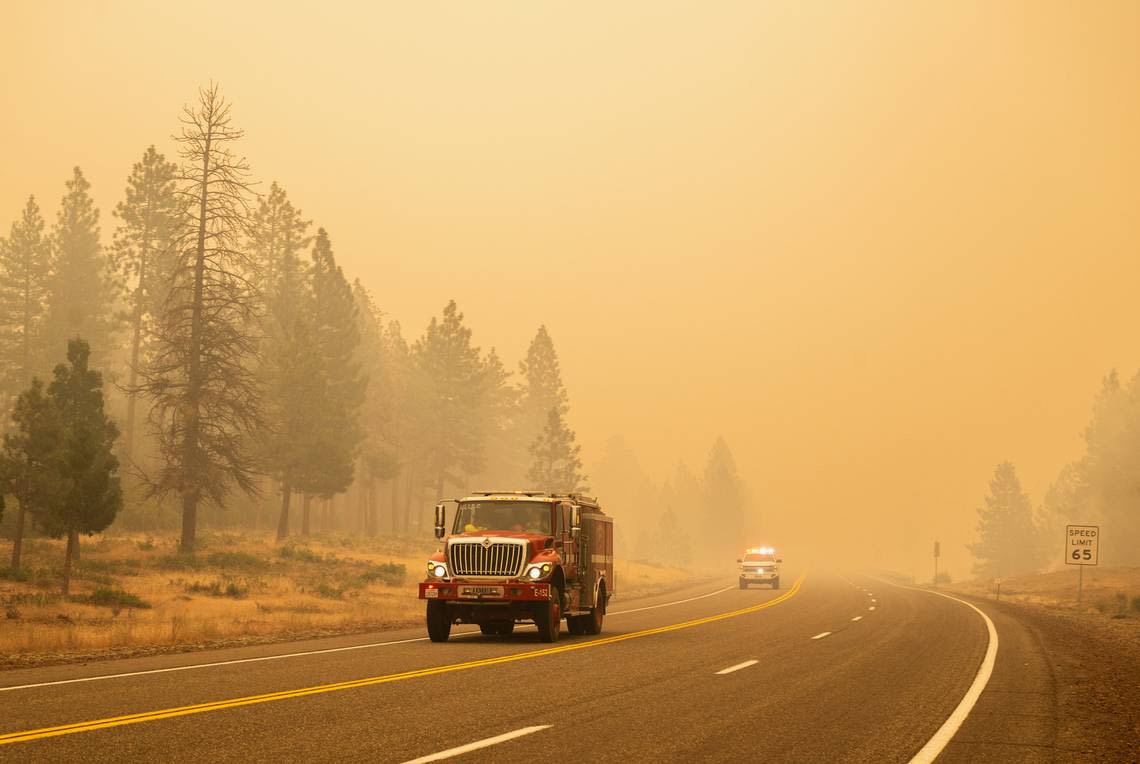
[[2, 2, 1138, 577]]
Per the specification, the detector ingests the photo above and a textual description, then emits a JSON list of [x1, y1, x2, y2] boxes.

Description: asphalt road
[[0, 570, 1047, 763]]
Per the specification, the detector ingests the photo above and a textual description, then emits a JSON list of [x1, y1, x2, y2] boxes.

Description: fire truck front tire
[[426, 601, 451, 642], [535, 586, 563, 643], [772, 577, 780, 590]]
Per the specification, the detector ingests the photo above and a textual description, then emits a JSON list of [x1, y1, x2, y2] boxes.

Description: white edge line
[[811, 631, 832, 640], [851, 616, 863, 621], [867, 578, 999, 764], [715, 659, 759, 675], [401, 725, 552, 763], [0, 583, 736, 693], [608, 584, 736, 616]]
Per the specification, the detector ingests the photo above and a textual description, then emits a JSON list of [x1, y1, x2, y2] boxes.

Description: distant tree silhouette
[[0, 379, 62, 571], [45, 168, 113, 369], [0, 196, 51, 404], [968, 462, 1043, 578], [527, 407, 587, 493], [111, 146, 181, 463]]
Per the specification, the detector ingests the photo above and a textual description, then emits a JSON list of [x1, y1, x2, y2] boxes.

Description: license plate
[[459, 586, 504, 598]]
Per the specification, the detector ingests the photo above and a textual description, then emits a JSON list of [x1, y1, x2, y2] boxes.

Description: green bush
[[0, 567, 29, 582], [184, 578, 250, 598], [206, 551, 269, 572], [156, 554, 204, 571], [314, 581, 345, 599], [1131, 595, 1140, 614], [356, 562, 406, 587], [277, 545, 328, 564], [136, 538, 156, 551], [78, 588, 151, 609]]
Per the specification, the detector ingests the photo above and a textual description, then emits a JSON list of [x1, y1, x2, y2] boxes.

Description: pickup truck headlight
[[524, 563, 553, 581], [426, 561, 448, 579]]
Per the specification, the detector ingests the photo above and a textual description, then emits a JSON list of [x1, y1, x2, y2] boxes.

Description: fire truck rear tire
[[536, 586, 562, 643], [426, 601, 451, 643], [772, 578, 780, 590], [582, 586, 605, 635]]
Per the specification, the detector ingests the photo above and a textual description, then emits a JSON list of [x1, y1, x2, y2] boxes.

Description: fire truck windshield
[[454, 501, 552, 535], [744, 553, 775, 563]]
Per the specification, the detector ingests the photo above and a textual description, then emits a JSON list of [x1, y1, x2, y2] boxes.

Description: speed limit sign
[[1065, 525, 1099, 566]]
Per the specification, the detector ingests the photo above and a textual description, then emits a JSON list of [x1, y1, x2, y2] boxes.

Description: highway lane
[[0, 569, 993, 762]]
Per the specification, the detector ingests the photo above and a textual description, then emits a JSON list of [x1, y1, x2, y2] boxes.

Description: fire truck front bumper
[[419, 581, 552, 602]]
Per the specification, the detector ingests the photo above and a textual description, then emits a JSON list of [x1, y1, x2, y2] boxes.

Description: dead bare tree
[[137, 84, 261, 553]]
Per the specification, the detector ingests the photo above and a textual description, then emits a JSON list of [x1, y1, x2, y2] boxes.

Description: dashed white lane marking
[[851, 616, 863, 622], [402, 725, 552, 763], [716, 660, 759, 675], [811, 632, 832, 640], [0, 583, 737, 693], [871, 599, 877, 603], [869, 606, 876, 611]]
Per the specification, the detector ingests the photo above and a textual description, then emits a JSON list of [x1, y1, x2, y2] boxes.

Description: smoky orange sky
[[3, 1, 1138, 577]]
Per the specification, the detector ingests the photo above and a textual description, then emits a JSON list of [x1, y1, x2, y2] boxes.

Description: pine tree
[[0, 378, 63, 571], [249, 181, 311, 302], [527, 407, 587, 493], [111, 147, 181, 462], [45, 167, 113, 370], [701, 437, 747, 564], [352, 280, 398, 535], [0, 197, 51, 404], [296, 229, 364, 533], [138, 84, 261, 553], [968, 462, 1043, 578], [472, 347, 521, 489], [517, 325, 568, 445], [1078, 370, 1140, 563], [32, 339, 122, 594], [413, 301, 487, 499]]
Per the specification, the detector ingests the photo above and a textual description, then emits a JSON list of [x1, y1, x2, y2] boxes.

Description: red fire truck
[[418, 491, 615, 643]]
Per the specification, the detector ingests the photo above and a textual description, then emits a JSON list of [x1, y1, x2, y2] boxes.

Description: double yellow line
[[1, 574, 804, 746]]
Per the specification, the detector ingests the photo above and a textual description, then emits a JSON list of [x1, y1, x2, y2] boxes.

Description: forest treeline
[[0, 84, 756, 574], [0, 84, 597, 564], [971, 370, 1140, 576]]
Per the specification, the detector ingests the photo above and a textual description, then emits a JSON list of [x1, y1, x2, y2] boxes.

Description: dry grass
[[949, 566, 1140, 617], [0, 532, 697, 665]]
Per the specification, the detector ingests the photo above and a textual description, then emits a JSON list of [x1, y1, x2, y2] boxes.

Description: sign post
[[933, 540, 940, 589], [1065, 524, 1099, 606]]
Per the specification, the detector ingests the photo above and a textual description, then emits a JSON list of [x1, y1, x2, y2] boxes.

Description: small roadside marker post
[[1065, 524, 1100, 608]]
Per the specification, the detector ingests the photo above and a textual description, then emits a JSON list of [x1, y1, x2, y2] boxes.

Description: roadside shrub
[[0, 567, 29, 582], [136, 537, 156, 551], [156, 554, 204, 571], [314, 581, 346, 599], [277, 545, 328, 564], [356, 562, 406, 587], [184, 578, 251, 598], [1131, 595, 1140, 614], [78, 587, 151, 609], [206, 551, 269, 572]]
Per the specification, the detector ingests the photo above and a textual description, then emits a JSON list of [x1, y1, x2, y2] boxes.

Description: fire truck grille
[[448, 541, 526, 577]]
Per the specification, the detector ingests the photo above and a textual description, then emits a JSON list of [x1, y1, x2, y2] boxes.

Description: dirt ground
[[0, 532, 700, 670]]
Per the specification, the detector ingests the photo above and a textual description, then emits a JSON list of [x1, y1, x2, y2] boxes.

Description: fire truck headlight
[[525, 563, 553, 581], [427, 562, 447, 579]]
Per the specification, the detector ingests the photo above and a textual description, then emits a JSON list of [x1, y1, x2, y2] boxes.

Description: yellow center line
[[1, 574, 805, 746]]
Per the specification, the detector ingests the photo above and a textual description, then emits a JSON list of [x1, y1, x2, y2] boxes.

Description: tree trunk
[[69, 530, 80, 563], [123, 255, 146, 464], [62, 531, 76, 595], [389, 477, 400, 536], [301, 494, 312, 536], [180, 491, 198, 554], [180, 126, 211, 556], [10, 498, 26, 571], [367, 478, 377, 537], [276, 480, 292, 541]]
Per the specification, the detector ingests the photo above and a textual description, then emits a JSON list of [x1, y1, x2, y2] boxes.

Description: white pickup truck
[[738, 547, 781, 589]]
